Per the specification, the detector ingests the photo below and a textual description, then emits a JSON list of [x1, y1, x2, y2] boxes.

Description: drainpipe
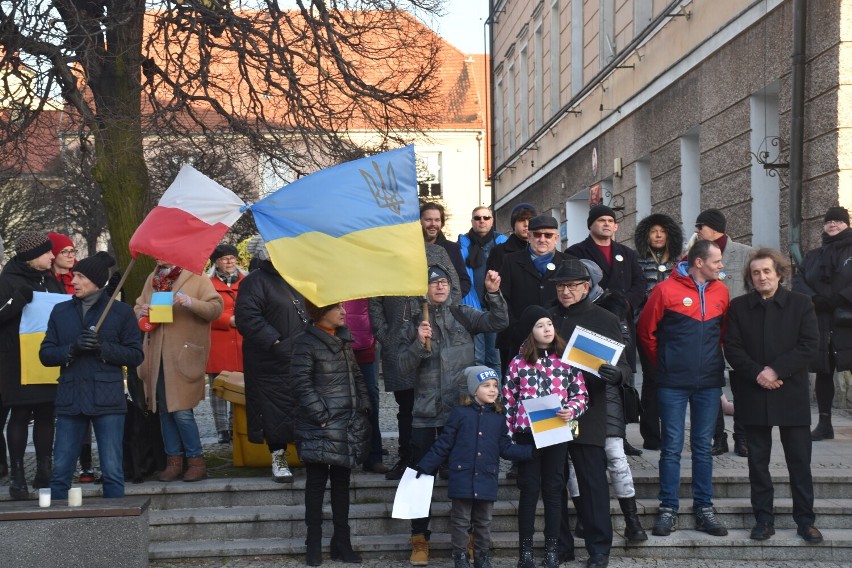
[[788, 0, 806, 265]]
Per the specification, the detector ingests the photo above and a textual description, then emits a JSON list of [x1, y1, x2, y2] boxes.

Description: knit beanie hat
[[824, 206, 850, 226], [15, 231, 53, 262], [48, 232, 75, 257], [210, 244, 239, 264], [519, 305, 552, 339], [427, 265, 449, 283], [464, 365, 499, 397], [695, 208, 727, 234], [73, 252, 115, 288], [587, 204, 617, 228], [510, 203, 537, 229]]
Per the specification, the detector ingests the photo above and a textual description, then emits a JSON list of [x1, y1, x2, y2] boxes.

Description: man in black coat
[[486, 202, 536, 273], [566, 205, 645, 370], [724, 248, 822, 544], [498, 215, 573, 373], [549, 259, 624, 568]]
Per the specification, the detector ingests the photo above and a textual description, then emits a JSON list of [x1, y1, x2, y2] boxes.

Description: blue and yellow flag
[[21, 292, 72, 385], [250, 145, 428, 306]]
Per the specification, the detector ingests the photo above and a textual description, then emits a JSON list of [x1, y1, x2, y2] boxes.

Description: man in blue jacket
[[458, 206, 507, 374], [41, 252, 143, 499]]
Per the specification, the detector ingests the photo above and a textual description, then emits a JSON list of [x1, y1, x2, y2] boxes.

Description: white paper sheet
[[521, 393, 574, 448], [391, 467, 435, 519]]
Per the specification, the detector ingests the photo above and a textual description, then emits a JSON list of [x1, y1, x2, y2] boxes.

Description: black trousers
[[745, 424, 815, 527], [304, 462, 352, 540], [394, 389, 414, 462], [559, 444, 613, 558], [514, 433, 567, 540], [638, 348, 660, 447], [410, 426, 443, 536], [715, 372, 746, 443]]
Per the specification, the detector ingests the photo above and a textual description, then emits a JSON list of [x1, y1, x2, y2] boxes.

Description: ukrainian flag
[[21, 292, 71, 385], [250, 146, 428, 306], [567, 334, 618, 372]]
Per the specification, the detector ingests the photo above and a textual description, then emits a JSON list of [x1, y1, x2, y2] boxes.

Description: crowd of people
[[0, 201, 845, 568]]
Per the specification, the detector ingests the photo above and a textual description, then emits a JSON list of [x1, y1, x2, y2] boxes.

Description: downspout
[[788, 0, 806, 265], [486, 0, 496, 208]]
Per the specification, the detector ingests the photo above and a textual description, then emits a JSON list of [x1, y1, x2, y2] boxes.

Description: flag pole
[[93, 257, 136, 333], [421, 300, 431, 352]]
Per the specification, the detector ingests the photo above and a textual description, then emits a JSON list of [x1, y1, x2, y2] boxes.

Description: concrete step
[[148, 529, 852, 561], [148, 497, 852, 542], [124, 470, 852, 511]]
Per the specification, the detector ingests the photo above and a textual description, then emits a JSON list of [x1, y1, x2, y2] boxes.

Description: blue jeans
[[657, 386, 720, 511], [51, 414, 125, 499], [160, 409, 203, 458], [359, 362, 383, 466], [474, 332, 501, 375]]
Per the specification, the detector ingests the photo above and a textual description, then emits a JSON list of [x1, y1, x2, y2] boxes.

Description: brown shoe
[[410, 533, 429, 566], [183, 456, 208, 482], [158, 455, 183, 482]]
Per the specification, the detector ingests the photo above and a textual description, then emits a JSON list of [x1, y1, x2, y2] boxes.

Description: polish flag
[[129, 165, 245, 274]]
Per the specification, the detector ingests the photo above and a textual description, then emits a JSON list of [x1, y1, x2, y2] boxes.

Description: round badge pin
[[615, 254, 624, 262], [719, 271, 727, 280], [658, 264, 667, 272], [683, 297, 693, 307], [546, 263, 556, 271]]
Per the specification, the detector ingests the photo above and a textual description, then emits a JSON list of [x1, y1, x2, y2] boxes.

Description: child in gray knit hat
[[415, 365, 532, 568]]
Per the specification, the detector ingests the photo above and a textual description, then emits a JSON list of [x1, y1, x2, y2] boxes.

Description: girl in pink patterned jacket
[[502, 305, 587, 568]]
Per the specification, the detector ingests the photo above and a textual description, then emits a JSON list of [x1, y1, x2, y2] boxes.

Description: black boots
[[543, 537, 559, 568], [811, 413, 834, 441], [711, 433, 729, 455], [517, 537, 534, 568], [453, 551, 472, 568], [305, 526, 322, 566], [329, 536, 361, 563], [9, 458, 28, 500], [32, 456, 52, 489], [619, 497, 648, 542]]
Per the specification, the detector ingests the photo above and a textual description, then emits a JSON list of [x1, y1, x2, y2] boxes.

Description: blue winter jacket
[[40, 291, 144, 416], [459, 232, 508, 310], [417, 401, 532, 501]]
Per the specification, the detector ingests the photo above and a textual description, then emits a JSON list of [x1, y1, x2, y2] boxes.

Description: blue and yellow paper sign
[[21, 292, 71, 385], [149, 292, 174, 323]]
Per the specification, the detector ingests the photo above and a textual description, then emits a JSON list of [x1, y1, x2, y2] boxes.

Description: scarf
[[713, 234, 729, 254], [818, 228, 852, 282], [152, 265, 183, 292], [215, 269, 240, 286], [529, 246, 555, 276], [465, 229, 496, 269]]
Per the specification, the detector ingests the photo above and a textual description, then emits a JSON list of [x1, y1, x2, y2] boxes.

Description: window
[[680, 128, 701, 237], [519, 42, 530, 141], [416, 151, 442, 198], [635, 157, 651, 220], [750, 83, 780, 248], [551, 0, 562, 113], [599, 0, 616, 69], [494, 74, 505, 164], [507, 59, 517, 154], [570, 0, 582, 97], [534, 21, 544, 130]]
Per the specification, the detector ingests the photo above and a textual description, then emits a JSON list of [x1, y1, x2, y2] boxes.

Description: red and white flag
[[129, 165, 245, 274]]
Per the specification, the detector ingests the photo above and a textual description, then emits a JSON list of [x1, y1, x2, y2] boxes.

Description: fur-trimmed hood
[[633, 213, 683, 260]]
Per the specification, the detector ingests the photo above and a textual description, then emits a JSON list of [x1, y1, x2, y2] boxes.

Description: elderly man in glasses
[[458, 206, 507, 375], [498, 215, 575, 362]]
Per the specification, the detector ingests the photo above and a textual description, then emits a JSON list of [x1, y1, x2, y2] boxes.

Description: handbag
[[621, 384, 642, 424], [833, 307, 852, 327]]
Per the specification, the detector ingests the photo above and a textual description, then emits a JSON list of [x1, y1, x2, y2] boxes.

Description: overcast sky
[[432, 1, 490, 54]]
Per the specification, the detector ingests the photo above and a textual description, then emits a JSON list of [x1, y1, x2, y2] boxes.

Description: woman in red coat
[[206, 245, 245, 445]]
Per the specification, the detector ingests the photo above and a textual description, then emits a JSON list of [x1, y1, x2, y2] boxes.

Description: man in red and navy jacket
[[637, 239, 730, 539]]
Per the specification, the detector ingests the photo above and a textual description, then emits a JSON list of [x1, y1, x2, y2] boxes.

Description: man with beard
[[420, 202, 471, 297]]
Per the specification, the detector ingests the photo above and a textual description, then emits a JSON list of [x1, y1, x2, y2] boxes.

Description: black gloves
[[70, 330, 100, 356], [598, 363, 622, 385], [412, 465, 427, 479]]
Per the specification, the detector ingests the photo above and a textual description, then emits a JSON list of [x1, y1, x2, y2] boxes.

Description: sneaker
[[79, 469, 96, 483], [652, 507, 678, 536], [694, 506, 728, 536], [271, 449, 293, 483]]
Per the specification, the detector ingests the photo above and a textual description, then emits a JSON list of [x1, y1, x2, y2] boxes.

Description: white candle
[[68, 487, 82, 507], [38, 488, 51, 507]]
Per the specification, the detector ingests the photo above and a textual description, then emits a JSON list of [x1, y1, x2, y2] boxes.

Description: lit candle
[[38, 488, 51, 507], [68, 487, 82, 507]]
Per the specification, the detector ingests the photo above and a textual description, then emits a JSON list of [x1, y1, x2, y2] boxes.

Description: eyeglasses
[[532, 231, 557, 240], [217, 255, 238, 263], [825, 220, 846, 226], [473, 215, 492, 221], [59, 248, 77, 257], [555, 282, 587, 291], [429, 278, 449, 287]]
